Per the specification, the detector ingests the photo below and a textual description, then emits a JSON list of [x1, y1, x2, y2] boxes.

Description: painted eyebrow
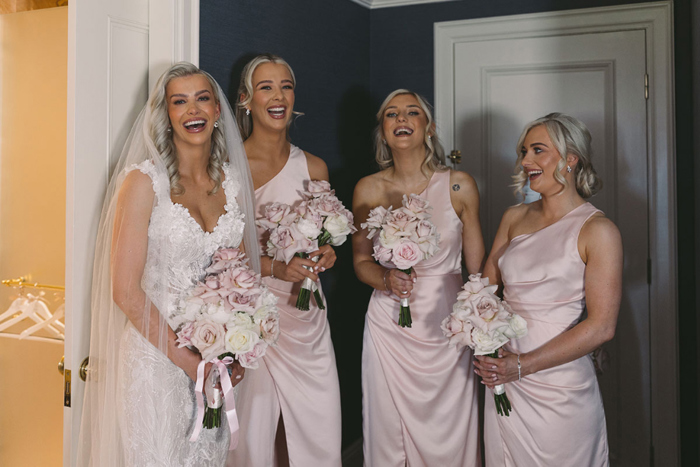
[[385, 105, 421, 110], [169, 89, 212, 99], [255, 79, 294, 86]]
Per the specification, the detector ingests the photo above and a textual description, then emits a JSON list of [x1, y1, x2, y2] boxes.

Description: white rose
[[503, 313, 528, 339], [224, 327, 260, 355], [260, 313, 280, 345], [296, 217, 322, 240], [202, 302, 230, 325], [324, 214, 353, 242], [229, 311, 256, 331], [471, 328, 509, 355], [378, 229, 401, 249]]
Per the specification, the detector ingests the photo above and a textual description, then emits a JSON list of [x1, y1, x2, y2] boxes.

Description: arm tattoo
[[452, 184, 461, 191]]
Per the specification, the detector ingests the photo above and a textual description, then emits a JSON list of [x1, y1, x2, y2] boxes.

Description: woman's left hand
[[308, 244, 337, 273], [473, 349, 521, 389]]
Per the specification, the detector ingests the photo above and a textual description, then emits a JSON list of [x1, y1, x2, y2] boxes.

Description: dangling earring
[[566, 165, 572, 173], [428, 135, 432, 140], [214, 121, 219, 128], [246, 108, 251, 116], [382, 138, 387, 145]]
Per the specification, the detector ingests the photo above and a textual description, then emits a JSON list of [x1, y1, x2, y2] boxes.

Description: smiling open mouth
[[184, 119, 206, 130], [268, 106, 286, 118], [527, 170, 543, 180], [394, 127, 413, 136]]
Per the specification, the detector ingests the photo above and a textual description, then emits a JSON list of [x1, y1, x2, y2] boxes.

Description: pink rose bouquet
[[257, 180, 357, 311], [440, 274, 528, 416], [361, 194, 440, 327], [172, 247, 279, 438]]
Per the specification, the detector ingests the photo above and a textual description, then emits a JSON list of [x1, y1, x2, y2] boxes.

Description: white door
[[436, 5, 676, 466], [64, 0, 198, 464]]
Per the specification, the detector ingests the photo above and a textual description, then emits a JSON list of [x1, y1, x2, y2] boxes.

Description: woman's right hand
[[201, 360, 246, 389], [274, 256, 319, 283], [383, 268, 417, 301]]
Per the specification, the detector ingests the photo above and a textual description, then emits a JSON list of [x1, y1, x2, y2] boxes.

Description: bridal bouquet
[[172, 247, 279, 443], [440, 274, 528, 416], [257, 180, 356, 311], [361, 194, 440, 327]]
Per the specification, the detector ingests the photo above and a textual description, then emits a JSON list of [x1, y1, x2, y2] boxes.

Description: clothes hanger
[[19, 303, 65, 339], [0, 294, 64, 338]]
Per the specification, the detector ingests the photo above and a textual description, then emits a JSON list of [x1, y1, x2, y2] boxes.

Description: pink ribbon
[[190, 356, 240, 450]]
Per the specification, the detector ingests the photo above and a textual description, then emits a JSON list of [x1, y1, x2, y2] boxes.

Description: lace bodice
[[128, 160, 245, 328]]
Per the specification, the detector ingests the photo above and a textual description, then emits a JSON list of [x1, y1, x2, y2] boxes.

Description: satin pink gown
[[484, 202, 609, 466], [227, 145, 342, 466], [362, 169, 480, 467]]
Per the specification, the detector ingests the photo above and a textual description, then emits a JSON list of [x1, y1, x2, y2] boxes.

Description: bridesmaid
[[475, 113, 622, 466], [226, 54, 342, 466], [352, 89, 484, 466]]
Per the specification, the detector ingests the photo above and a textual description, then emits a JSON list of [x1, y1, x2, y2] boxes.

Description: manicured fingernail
[[321, 267, 326, 272], [412, 278, 417, 283], [492, 365, 497, 369], [236, 375, 242, 380]]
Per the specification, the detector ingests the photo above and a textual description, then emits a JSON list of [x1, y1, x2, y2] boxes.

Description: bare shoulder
[[303, 150, 329, 181], [502, 203, 529, 224], [353, 172, 384, 205], [121, 169, 155, 199], [448, 169, 478, 194], [580, 213, 622, 248]]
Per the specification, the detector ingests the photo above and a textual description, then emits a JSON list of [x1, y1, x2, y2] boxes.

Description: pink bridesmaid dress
[[362, 169, 480, 467], [227, 145, 342, 466], [484, 202, 609, 466]]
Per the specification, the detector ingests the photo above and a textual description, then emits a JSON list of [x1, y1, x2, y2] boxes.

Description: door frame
[[434, 2, 677, 465], [64, 0, 200, 465]]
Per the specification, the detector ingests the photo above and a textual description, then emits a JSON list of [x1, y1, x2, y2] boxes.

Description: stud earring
[[566, 165, 572, 173], [382, 138, 387, 145], [214, 121, 219, 128], [246, 108, 251, 116], [167, 126, 172, 133], [428, 135, 432, 140]]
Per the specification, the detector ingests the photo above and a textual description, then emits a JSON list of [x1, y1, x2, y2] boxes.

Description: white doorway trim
[[148, 0, 200, 92], [434, 2, 677, 465]]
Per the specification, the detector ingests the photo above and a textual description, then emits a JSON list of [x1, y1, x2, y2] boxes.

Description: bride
[[77, 62, 260, 466]]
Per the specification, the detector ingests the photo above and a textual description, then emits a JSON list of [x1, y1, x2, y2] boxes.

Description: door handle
[[448, 149, 462, 165], [79, 356, 90, 382], [58, 355, 64, 375]]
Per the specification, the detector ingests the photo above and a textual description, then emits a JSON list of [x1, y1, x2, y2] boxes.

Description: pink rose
[[304, 180, 333, 198], [361, 206, 390, 239], [257, 202, 294, 229], [176, 321, 195, 348], [386, 208, 418, 236], [260, 313, 280, 345], [440, 314, 475, 349], [190, 319, 226, 361], [226, 291, 260, 312], [402, 194, 431, 219], [206, 248, 243, 274], [237, 341, 269, 369], [372, 243, 394, 267], [392, 241, 422, 270], [269, 225, 296, 251]]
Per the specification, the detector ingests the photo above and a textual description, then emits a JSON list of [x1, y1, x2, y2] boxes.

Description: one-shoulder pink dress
[[484, 202, 609, 466], [362, 169, 480, 466], [227, 145, 342, 466]]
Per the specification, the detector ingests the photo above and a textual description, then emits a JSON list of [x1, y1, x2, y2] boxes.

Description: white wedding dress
[[116, 160, 245, 466]]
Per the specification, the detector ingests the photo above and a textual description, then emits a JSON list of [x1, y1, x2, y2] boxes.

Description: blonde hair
[[374, 89, 445, 175], [149, 62, 226, 195], [235, 53, 302, 140], [512, 112, 602, 199]]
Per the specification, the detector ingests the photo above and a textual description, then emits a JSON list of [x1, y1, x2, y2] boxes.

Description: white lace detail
[[119, 160, 245, 465]]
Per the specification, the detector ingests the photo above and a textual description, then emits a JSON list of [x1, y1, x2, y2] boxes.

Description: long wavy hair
[[512, 112, 602, 199], [149, 62, 226, 195], [374, 89, 445, 176], [235, 53, 303, 140]]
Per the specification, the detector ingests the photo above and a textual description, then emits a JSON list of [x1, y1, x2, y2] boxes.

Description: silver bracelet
[[383, 269, 391, 292], [270, 260, 275, 279], [517, 354, 522, 382]]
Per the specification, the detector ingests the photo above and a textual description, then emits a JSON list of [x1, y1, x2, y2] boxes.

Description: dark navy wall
[[200, 0, 373, 450]]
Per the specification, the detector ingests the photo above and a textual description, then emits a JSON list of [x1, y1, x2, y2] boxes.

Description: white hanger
[[19, 303, 65, 338], [0, 294, 64, 339]]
